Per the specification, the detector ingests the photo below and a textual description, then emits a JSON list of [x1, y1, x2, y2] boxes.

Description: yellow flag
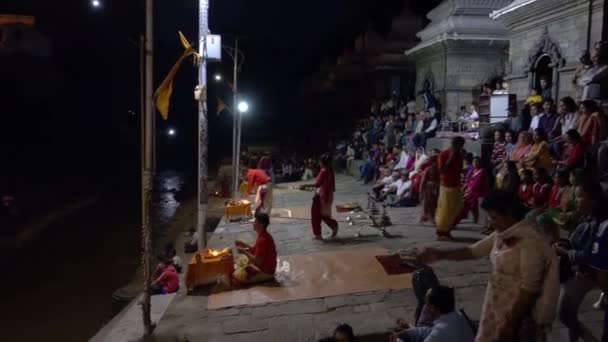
[[217, 97, 227, 115], [155, 31, 197, 120]]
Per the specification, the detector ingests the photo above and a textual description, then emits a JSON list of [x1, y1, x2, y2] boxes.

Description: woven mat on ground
[[207, 245, 412, 310], [375, 254, 416, 275]]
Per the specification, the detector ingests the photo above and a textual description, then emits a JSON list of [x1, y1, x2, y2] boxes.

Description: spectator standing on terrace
[[421, 90, 438, 117], [540, 76, 553, 101], [385, 116, 397, 149], [407, 96, 417, 116], [258, 151, 274, 183]]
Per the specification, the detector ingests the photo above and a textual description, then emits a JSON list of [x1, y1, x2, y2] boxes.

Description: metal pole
[[232, 36, 240, 198], [140, 0, 154, 335], [197, 0, 210, 250]]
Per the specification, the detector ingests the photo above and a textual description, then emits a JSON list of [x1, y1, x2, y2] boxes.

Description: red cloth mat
[[375, 254, 416, 275]]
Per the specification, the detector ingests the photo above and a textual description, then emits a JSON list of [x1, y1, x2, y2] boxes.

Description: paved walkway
[[149, 175, 604, 342]]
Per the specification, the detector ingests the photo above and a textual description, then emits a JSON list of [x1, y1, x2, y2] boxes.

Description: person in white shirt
[[346, 144, 356, 173], [528, 103, 544, 131], [558, 96, 579, 134], [393, 146, 411, 170], [407, 97, 417, 115], [372, 170, 400, 199], [391, 286, 475, 342], [388, 172, 413, 206], [467, 105, 479, 121]]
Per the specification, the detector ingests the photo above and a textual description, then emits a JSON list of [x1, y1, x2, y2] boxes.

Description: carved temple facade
[[302, 0, 606, 115], [491, 0, 606, 102], [405, 0, 606, 113], [405, 0, 512, 116]]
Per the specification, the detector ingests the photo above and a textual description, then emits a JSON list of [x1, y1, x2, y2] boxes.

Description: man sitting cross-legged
[[372, 170, 400, 200], [233, 213, 277, 285]]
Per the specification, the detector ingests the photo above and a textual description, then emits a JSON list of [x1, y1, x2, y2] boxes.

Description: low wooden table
[[224, 200, 252, 222], [185, 250, 234, 290]]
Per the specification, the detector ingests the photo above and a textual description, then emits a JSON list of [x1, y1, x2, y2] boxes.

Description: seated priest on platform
[[233, 213, 277, 285]]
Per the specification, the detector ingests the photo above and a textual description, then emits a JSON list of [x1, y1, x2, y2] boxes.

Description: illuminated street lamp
[[237, 101, 249, 113], [214, 74, 222, 81], [168, 128, 176, 136], [91, 0, 101, 8]]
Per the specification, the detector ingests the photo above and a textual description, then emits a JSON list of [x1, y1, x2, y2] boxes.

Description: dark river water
[[0, 170, 188, 342]]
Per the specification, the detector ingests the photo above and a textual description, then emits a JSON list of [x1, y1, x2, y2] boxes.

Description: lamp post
[[232, 37, 240, 199], [197, 0, 210, 251], [213, 38, 244, 198]]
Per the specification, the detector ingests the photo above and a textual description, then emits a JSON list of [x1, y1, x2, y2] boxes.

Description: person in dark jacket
[[554, 180, 608, 341]]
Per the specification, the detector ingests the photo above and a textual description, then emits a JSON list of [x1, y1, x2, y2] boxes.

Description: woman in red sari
[[518, 169, 535, 209], [453, 157, 487, 226], [311, 153, 339, 240]]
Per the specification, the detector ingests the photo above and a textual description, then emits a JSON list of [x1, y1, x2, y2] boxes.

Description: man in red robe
[[234, 213, 277, 284], [242, 168, 273, 215]]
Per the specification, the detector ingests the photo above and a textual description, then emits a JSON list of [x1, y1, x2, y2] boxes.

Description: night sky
[[1, 0, 439, 181]]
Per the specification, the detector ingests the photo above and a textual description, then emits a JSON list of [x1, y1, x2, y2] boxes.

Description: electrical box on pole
[[206, 34, 222, 62]]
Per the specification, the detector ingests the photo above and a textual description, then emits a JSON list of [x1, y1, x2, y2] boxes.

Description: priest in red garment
[[310, 153, 339, 240]]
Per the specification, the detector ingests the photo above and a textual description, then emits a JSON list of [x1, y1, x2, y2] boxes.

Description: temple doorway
[[533, 54, 553, 91]]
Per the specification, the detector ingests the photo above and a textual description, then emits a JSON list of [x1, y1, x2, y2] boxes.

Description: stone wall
[[412, 41, 508, 115], [493, 0, 605, 101]]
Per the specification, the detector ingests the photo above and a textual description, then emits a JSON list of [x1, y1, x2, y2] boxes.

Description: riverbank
[[149, 175, 604, 342]]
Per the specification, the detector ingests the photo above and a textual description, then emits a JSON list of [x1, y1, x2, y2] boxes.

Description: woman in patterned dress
[[418, 190, 554, 342]]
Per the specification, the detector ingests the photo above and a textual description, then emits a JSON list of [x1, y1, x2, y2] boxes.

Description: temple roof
[[406, 0, 511, 55]]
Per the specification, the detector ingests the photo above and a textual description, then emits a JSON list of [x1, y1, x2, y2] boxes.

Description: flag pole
[[197, 0, 210, 250], [232, 35, 240, 198], [140, 0, 154, 336]]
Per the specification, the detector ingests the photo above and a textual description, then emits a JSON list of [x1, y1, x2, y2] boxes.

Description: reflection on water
[[0, 170, 188, 342], [153, 170, 184, 226]]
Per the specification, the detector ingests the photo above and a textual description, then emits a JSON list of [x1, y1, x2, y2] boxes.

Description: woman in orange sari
[[519, 128, 553, 173], [496, 132, 532, 189], [578, 100, 602, 148]]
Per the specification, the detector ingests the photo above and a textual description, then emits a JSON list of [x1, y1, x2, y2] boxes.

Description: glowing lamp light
[[206, 247, 230, 259], [91, 0, 101, 8], [214, 74, 222, 81], [168, 129, 176, 136], [237, 101, 249, 113]]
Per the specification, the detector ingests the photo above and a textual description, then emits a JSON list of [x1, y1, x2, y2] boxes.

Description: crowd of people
[[321, 68, 608, 339], [162, 57, 608, 339]]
